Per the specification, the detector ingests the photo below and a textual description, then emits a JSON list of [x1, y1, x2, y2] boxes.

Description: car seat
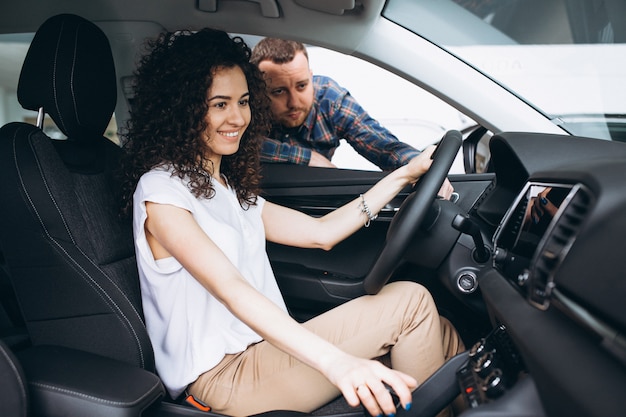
[[0, 12, 169, 417], [0, 12, 153, 372], [0, 339, 28, 417]]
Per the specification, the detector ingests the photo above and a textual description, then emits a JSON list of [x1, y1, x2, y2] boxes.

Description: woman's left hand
[[406, 145, 436, 182], [406, 146, 455, 200]]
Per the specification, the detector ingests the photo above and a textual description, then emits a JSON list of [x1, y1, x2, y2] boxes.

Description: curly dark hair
[[119, 28, 272, 214]]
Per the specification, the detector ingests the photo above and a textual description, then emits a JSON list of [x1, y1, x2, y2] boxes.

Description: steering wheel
[[362, 130, 463, 294]]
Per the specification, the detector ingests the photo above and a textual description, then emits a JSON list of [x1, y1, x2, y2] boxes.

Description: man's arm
[[260, 137, 312, 165], [261, 137, 336, 167], [333, 94, 420, 170], [317, 76, 419, 170]]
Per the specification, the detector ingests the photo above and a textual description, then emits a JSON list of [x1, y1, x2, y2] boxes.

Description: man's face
[[258, 51, 314, 129]]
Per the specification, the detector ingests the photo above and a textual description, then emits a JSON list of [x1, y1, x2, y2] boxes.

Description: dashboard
[[448, 133, 626, 416]]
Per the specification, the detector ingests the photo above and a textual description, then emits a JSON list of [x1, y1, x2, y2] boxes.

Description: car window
[[0, 34, 31, 128], [305, 46, 473, 173], [237, 33, 473, 173], [0, 32, 120, 144]]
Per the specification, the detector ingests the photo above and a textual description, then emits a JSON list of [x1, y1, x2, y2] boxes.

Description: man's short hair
[[250, 37, 309, 66]]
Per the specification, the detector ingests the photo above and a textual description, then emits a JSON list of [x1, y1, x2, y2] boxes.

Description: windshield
[[384, 0, 626, 142]]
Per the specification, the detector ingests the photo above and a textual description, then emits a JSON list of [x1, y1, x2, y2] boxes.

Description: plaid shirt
[[261, 75, 420, 171]]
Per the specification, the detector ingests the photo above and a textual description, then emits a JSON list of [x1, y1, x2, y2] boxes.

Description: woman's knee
[[383, 281, 436, 309], [379, 282, 440, 330]]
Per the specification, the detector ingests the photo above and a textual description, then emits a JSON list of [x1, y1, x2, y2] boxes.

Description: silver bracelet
[[359, 194, 378, 227]]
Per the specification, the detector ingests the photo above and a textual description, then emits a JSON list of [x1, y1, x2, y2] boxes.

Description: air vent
[[528, 184, 593, 310]]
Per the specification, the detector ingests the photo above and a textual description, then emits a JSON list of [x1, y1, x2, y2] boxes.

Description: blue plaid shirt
[[261, 75, 420, 171]]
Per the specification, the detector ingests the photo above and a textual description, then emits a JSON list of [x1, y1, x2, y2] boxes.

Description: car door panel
[[260, 163, 494, 320]]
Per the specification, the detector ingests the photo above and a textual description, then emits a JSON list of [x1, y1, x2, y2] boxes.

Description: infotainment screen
[[493, 182, 573, 284]]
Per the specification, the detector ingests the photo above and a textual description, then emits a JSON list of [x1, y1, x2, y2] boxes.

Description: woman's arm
[[264, 146, 438, 250], [144, 202, 416, 415]]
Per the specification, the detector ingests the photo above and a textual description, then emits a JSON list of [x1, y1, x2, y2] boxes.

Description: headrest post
[[36, 107, 44, 129]]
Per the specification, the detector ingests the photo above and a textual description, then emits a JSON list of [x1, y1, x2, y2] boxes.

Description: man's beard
[[278, 107, 309, 129]]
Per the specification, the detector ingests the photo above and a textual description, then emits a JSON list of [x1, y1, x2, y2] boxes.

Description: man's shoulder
[[313, 75, 347, 102], [313, 75, 343, 90], [313, 74, 340, 87]]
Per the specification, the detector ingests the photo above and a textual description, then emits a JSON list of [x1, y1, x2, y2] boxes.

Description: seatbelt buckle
[[184, 392, 211, 412]]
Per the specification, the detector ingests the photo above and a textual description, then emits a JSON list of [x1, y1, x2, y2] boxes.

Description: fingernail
[[405, 403, 412, 411], [540, 197, 548, 205], [387, 414, 395, 417]]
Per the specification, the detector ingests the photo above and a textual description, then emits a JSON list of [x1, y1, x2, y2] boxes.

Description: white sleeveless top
[[133, 167, 287, 399]]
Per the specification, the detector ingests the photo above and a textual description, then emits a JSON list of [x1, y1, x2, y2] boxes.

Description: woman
[[120, 29, 463, 417]]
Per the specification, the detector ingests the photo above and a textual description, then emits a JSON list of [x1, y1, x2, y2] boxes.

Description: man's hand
[[308, 151, 337, 168], [438, 178, 454, 200]]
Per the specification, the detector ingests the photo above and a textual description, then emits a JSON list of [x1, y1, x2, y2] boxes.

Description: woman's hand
[[406, 145, 455, 200], [406, 145, 436, 183], [322, 352, 417, 416]]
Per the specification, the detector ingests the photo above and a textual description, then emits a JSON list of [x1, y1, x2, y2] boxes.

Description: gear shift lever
[[452, 214, 491, 263]]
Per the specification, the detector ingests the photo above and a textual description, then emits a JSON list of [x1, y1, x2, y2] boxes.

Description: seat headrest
[[17, 14, 117, 141]]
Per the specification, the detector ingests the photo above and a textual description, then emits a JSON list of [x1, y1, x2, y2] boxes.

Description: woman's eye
[[239, 99, 250, 106]]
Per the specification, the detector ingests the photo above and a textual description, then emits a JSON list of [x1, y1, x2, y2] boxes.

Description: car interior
[[0, 2, 625, 417]]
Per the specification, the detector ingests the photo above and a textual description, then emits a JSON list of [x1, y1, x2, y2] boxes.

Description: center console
[[456, 325, 525, 408], [453, 181, 592, 412]]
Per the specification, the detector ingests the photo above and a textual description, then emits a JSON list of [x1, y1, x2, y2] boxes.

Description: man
[[250, 38, 421, 170]]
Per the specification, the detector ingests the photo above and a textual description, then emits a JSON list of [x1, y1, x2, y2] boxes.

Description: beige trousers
[[188, 281, 464, 416]]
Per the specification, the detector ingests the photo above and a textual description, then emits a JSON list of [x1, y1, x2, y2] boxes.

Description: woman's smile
[[218, 130, 241, 140]]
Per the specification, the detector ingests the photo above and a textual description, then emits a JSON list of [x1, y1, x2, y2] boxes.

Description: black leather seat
[[0, 339, 28, 417], [0, 12, 153, 372], [0, 13, 166, 417]]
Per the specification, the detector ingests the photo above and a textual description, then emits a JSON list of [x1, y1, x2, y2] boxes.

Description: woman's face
[[203, 65, 251, 161]]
